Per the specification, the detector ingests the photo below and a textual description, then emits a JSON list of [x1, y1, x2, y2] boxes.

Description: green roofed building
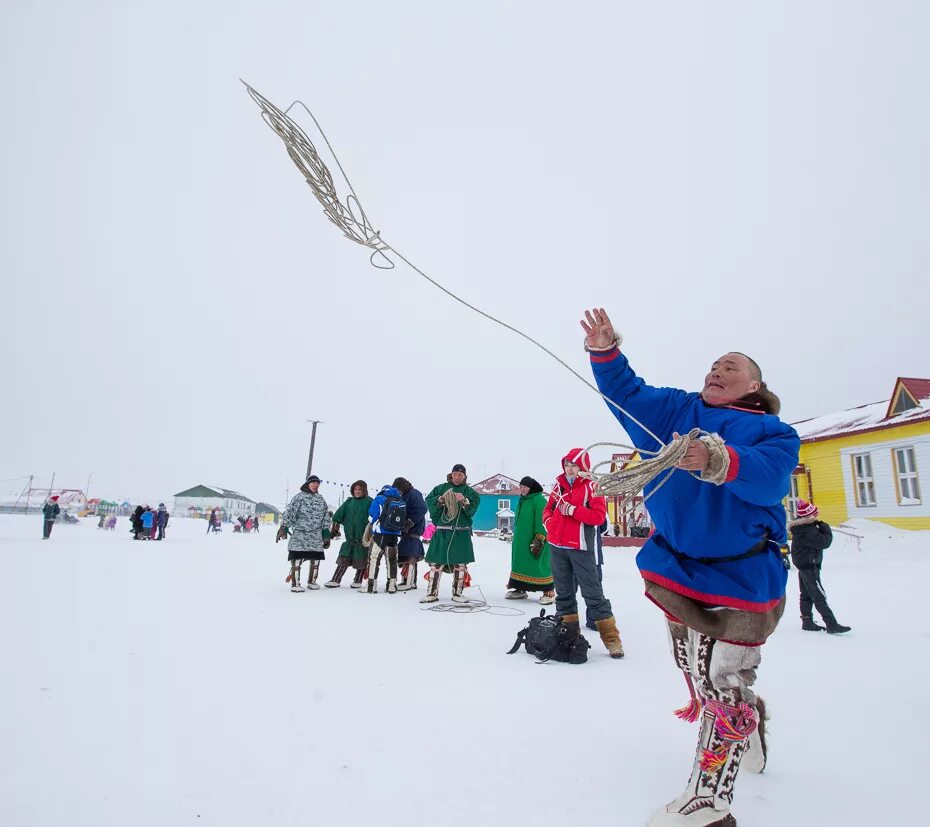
[[173, 485, 256, 520]]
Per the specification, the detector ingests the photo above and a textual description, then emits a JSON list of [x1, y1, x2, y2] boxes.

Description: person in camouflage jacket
[[279, 475, 332, 592]]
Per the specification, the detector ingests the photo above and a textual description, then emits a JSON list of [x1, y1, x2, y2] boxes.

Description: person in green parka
[[506, 476, 556, 604], [325, 480, 372, 588], [422, 463, 480, 603]]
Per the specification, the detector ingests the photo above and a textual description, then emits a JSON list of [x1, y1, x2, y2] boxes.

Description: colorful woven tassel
[[673, 673, 703, 722], [675, 698, 703, 722], [697, 701, 758, 772], [700, 747, 729, 772]]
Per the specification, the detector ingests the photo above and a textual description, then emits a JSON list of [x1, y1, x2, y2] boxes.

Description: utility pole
[[305, 420, 322, 479], [86, 472, 93, 508]]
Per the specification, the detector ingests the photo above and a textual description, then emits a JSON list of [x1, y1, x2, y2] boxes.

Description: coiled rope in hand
[[242, 82, 717, 495]]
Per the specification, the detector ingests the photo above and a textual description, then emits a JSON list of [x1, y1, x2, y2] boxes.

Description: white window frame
[[498, 499, 509, 511], [787, 475, 800, 518], [851, 453, 877, 507], [893, 446, 921, 506]]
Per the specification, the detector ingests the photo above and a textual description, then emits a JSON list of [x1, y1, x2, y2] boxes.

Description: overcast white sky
[[2, 1, 928, 508]]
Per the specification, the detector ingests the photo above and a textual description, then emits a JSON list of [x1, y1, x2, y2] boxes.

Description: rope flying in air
[[242, 81, 712, 496]]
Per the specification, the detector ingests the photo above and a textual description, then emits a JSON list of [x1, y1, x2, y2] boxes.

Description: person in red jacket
[[543, 448, 624, 658]]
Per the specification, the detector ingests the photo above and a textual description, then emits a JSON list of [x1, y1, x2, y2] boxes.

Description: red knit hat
[[50, 495, 59, 501], [795, 500, 818, 518]]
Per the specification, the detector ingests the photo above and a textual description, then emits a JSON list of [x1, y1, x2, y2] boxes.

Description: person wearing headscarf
[[325, 480, 372, 588], [506, 476, 555, 604]]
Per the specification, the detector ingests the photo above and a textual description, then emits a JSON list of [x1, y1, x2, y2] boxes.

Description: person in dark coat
[[393, 477, 427, 591], [789, 500, 850, 634], [131, 505, 145, 539], [42, 496, 61, 539], [156, 504, 169, 540]]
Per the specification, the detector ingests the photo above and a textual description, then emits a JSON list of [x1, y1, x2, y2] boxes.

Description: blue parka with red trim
[[589, 347, 800, 611]]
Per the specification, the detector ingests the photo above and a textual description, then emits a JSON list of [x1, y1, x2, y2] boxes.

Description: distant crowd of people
[[130, 504, 170, 540], [204, 508, 262, 534]]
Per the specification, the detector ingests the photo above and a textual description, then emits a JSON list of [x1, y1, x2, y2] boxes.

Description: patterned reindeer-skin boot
[[653, 624, 763, 826], [649, 699, 754, 826], [451, 565, 468, 603], [397, 562, 418, 591], [325, 563, 349, 588], [288, 561, 305, 593], [307, 560, 321, 590], [419, 566, 441, 603]]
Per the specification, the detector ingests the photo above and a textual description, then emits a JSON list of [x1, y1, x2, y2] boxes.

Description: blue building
[[471, 474, 523, 532]]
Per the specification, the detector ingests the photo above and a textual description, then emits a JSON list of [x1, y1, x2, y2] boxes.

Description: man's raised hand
[[580, 308, 617, 350]]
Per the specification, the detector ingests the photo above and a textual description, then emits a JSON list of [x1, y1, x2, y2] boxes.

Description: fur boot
[[742, 696, 768, 774], [649, 700, 755, 826], [451, 565, 468, 603], [307, 560, 321, 590], [397, 562, 418, 591], [360, 545, 382, 594], [386, 548, 398, 593], [288, 562, 305, 593], [419, 566, 441, 603], [325, 563, 349, 588], [594, 615, 625, 658], [349, 569, 364, 589]]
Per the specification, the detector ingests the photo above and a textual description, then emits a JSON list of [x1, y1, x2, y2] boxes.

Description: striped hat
[[795, 500, 818, 518]]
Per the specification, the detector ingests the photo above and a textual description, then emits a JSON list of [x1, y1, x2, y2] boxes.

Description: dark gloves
[[403, 518, 414, 535], [323, 539, 331, 550], [330, 523, 341, 540], [530, 534, 545, 559], [276, 525, 288, 543]]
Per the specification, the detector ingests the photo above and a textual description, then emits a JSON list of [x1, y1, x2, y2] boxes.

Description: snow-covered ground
[[1, 514, 927, 827]]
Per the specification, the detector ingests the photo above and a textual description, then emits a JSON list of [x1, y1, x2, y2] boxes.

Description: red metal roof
[[794, 377, 930, 444], [472, 474, 523, 495]]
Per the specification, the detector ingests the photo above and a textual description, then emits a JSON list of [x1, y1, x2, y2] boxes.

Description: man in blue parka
[[582, 307, 799, 827]]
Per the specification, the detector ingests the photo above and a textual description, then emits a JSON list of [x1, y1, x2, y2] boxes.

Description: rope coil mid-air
[[242, 81, 714, 501]]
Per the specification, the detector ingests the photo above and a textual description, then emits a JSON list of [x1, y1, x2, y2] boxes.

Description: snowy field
[[1, 514, 927, 827]]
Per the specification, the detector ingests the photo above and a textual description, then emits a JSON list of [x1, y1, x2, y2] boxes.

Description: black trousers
[[797, 567, 836, 625], [43, 519, 54, 539]]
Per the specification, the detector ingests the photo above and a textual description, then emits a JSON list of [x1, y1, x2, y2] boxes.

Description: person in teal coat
[[422, 463, 480, 603]]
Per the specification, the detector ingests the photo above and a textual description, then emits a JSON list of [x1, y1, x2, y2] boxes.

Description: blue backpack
[[379, 496, 407, 533]]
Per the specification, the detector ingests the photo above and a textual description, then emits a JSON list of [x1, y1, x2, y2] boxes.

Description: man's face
[[519, 484, 529, 496], [701, 353, 761, 406], [450, 471, 466, 486], [308, 481, 320, 494], [352, 485, 363, 498], [564, 461, 580, 478]]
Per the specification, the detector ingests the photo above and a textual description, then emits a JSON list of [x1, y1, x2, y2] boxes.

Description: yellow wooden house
[[790, 377, 930, 530]]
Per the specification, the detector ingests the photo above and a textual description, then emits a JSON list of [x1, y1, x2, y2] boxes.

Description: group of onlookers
[[130, 504, 169, 540], [204, 508, 262, 534]]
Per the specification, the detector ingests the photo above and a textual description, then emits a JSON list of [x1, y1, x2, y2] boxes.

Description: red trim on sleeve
[[589, 347, 620, 363], [724, 446, 740, 483]]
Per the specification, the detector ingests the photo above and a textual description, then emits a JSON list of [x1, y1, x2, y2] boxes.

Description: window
[[787, 475, 800, 518], [852, 453, 876, 507], [498, 499, 509, 511], [892, 390, 918, 416], [893, 447, 921, 505]]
